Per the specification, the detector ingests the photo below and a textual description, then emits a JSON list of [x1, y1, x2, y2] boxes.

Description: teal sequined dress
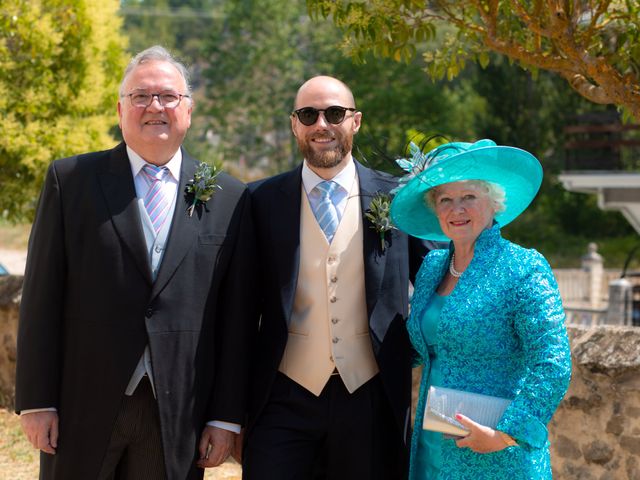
[[408, 225, 572, 479]]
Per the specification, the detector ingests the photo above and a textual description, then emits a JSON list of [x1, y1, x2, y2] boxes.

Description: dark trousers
[[97, 377, 167, 480], [243, 372, 407, 480]]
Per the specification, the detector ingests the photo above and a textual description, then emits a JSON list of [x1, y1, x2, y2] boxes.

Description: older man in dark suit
[[242, 76, 435, 479], [15, 45, 255, 480]]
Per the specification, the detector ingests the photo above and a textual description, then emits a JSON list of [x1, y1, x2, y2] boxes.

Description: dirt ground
[[0, 408, 241, 480]]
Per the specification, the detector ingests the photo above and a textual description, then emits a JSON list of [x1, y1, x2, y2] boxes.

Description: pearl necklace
[[449, 253, 464, 278]]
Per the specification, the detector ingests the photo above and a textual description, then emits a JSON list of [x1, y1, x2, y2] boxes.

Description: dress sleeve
[[496, 251, 572, 450]]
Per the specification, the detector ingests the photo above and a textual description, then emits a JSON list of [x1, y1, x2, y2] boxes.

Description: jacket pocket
[[198, 233, 226, 245]]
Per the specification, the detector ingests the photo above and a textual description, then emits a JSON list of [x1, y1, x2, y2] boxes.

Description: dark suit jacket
[[247, 161, 431, 446], [15, 142, 256, 480]]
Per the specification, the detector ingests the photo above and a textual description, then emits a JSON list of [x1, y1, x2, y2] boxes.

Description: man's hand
[[196, 426, 234, 468], [20, 411, 59, 455], [454, 413, 509, 454]]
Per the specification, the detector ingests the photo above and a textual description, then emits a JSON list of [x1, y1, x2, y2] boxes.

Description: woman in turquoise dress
[[390, 139, 572, 479]]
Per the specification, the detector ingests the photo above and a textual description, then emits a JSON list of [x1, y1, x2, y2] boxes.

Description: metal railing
[[563, 306, 608, 327]]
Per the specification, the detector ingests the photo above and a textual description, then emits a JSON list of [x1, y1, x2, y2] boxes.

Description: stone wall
[[0, 275, 21, 406], [2, 276, 640, 478], [550, 326, 640, 480]]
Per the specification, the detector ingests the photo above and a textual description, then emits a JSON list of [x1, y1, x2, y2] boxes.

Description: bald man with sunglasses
[[243, 76, 436, 479]]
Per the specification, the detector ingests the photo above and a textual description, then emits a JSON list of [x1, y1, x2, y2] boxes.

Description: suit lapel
[[273, 167, 302, 324], [151, 150, 199, 298], [98, 143, 152, 284], [356, 162, 387, 321]]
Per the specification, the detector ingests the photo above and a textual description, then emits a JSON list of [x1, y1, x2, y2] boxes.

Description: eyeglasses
[[123, 92, 191, 109], [292, 106, 356, 126]]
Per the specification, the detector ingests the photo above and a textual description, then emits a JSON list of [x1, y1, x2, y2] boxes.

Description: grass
[[0, 409, 39, 480], [0, 409, 241, 479]]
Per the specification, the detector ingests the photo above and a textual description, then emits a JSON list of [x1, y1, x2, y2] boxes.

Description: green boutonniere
[[184, 162, 222, 217], [365, 192, 396, 251]]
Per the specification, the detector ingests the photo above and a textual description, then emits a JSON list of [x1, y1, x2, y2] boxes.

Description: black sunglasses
[[292, 106, 356, 126]]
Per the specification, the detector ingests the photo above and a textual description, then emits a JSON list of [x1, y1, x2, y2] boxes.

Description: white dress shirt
[[302, 156, 357, 220]]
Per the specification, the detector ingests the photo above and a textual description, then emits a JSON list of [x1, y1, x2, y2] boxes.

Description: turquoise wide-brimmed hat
[[389, 139, 543, 241]]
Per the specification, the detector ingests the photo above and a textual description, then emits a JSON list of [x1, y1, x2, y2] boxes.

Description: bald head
[[293, 76, 356, 110], [290, 75, 361, 178]]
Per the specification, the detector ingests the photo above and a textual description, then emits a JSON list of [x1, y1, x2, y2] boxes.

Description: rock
[[571, 326, 640, 372], [549, 326, 640, 479], [606, 415, 625, 436], [554, 434, 582, 459], [625, 456, 638, 479], [0, 275, 22, 407], [560, 462, 596, 480], [0, 276, 23, 307], [620, 436, 640, 456], [583, 440, 614, 465], [598, 472, 620, 480]]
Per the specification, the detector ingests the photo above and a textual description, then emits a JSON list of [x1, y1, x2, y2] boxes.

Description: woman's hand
[[453, 414, 511, 453]]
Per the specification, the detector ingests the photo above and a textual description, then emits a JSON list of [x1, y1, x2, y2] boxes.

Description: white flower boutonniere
[[184, 162, 222, 217], [365, 192, 396, 251]]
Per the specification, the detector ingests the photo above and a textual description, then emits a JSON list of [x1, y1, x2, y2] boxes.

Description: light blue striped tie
[[313, 181, 340, 242], [141, 164, 170, 235]]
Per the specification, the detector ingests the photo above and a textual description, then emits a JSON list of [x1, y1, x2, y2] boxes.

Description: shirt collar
[[127, 145, 182, 181], [302, 156, 356, 195]]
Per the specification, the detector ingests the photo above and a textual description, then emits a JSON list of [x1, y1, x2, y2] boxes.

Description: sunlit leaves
[[307, 0, 640, 118], [0, 0, 127, 221]]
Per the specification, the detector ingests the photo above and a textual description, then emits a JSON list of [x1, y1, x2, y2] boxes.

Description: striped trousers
[[97, 377, 167, 480]]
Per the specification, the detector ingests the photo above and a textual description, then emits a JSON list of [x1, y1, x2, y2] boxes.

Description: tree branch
[[564, 72, 613, 104], [512, 0, 553, 38]]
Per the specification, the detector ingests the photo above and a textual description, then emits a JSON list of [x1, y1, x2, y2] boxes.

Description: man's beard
[[297, 131, 353, 169]]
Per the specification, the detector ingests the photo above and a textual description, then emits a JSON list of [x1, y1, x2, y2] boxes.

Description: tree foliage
[[121, 0, 221, 66], [199, 0, 488, 177], [307, 0, 640, 120], [459, 55, 636, 261], [200, 0, 343, 175], [0, 0, 128, 221]]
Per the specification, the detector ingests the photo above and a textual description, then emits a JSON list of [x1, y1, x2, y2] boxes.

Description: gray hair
[[119, 45, 192, 97], [425, 180, 506, 213]]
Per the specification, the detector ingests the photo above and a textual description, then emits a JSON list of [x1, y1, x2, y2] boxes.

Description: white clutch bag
[[423, 386, 512, 437]]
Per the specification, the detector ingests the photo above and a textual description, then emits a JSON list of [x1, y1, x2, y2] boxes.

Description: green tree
[[120, 0, 223, 65], [200, 0, 486, 176], [0, 0, 127, 221], [307, 0, 640, 120], [201, 0, 342, 175], [333, 53, 487, 171], [119, 0, 483, 177]]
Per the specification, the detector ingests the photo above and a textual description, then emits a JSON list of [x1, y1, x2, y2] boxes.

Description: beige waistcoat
[[278, 179, 379, 396]]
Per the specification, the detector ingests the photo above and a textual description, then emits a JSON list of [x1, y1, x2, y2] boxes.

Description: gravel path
[[0, 249, 27, 276]]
